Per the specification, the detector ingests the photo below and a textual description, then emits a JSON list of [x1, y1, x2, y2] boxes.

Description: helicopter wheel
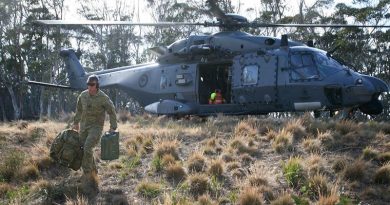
[[313, 110, 321, 118]]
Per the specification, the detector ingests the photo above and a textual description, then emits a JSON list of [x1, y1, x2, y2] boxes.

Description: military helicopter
[[29, 0, 389, 117]]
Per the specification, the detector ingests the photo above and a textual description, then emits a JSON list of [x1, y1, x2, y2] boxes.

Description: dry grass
[[65, 194, 89, 205], [374, 163, 390, 184], [1, 116, 389, 204], [154, 139, 180, 160], [166, 163, 187, 184], [188, 174, 209, 197], [343, 160, 366, 181], [187, 153, 206, 173], [270, 193, 294, 205], [237, 187, 262, 205], [272, 129, 293, 153], [208, 159, 224, 178]]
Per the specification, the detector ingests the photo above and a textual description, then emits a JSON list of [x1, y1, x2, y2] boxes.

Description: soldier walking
[[73, 75, 117, 183]]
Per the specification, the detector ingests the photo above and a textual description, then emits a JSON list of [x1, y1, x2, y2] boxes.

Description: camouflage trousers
[[79, 126, 103, 174]]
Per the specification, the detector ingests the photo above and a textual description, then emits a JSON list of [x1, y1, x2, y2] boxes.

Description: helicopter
[[29, 0, 390, 117]]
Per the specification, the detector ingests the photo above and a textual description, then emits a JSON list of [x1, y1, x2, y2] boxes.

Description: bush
[[208, 160, 224, 178], [307, 174, 329, 199], [272, 129, 293, 153], [343, 160, 365, 181], [187, 153, 206, 173], [270, 193, 295, 205]]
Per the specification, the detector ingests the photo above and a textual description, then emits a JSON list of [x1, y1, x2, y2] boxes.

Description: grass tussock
[[0, 183, 13, 198], [237, 187, 262, 205], [230, 137, 258, 156], [307, 173, 330, 199], [272, 129, 293, 153], [362, 146, 379, 160], [0, 149, 25, 182], [65, 194, 89, 205], [154, 140, 180, 160], [234, 119, 258, 138], [374, 163, 390, 184], [302, 138, 321, 153], [208, 159, 224, 178], [166, 163, 187, 184], [270, 193, 295, 205], [19, 163, 40, 181], [317, 186, 339, 205], [187, 153, 206, 173], [335, 120, 359, 135], [162, 154, 177, 166], [282, 156, 305, 187], [285, 119, 307, 140], [332, 158, 347, 173], [343, 160, 366, 181], [188, 174, 209, 197], [136, 181, 162, 198], [376, 152, 390, 164], [197, 194, 214, 205], [306, 154, 326, 176]]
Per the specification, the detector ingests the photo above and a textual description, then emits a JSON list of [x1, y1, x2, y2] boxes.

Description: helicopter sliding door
[[230, 53, 279, 114], [197, 62, 232, 104]]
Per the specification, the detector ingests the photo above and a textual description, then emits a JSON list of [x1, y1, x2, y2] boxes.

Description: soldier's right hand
[[72, 123, 79, 132]]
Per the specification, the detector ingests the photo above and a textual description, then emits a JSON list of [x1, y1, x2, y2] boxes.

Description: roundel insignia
[[138, 74, 148, 87]]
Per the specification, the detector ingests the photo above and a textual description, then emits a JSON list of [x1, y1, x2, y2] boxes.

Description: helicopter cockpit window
[[290, 53, 319, 80], [242, 65, 258, 85], [315, 53, 344, 77]]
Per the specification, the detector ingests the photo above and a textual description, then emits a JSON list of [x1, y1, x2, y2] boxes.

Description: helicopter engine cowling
[[189, 44, 213, 55]]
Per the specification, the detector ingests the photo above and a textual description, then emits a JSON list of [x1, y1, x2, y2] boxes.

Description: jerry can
[[101, 131, 119, 160]]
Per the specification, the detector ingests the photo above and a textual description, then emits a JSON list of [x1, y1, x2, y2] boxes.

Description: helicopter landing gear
[[313, 110, 321, 118]]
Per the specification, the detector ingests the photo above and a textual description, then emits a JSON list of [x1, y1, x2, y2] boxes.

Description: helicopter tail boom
[[60, 49, 87, 90]]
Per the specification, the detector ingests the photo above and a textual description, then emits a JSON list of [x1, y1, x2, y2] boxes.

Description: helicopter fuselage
[[59, 31, 388, 116]]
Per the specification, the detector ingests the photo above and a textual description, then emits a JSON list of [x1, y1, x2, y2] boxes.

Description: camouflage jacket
[[74, 90, 117, 131]]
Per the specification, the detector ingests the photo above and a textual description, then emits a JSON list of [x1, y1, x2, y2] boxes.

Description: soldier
[[73, 75, 117, 183]]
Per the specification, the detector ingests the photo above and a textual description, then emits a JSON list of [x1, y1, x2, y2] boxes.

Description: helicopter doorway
[[198, 63, 232, 104]]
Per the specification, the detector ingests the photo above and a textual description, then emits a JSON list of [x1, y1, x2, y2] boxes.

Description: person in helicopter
[[209, 89, 225, 104]]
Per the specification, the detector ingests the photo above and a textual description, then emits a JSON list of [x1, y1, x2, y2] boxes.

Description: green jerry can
[[101, 131, 119, 160]]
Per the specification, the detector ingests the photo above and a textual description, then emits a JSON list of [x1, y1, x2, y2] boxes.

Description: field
[[0, 113, 389, 205]]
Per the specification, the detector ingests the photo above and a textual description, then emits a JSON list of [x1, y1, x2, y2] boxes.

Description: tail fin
[[60, 49, 87, 89]]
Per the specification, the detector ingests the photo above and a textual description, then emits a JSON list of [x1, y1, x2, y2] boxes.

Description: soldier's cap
[[87, 75, 99, 83]]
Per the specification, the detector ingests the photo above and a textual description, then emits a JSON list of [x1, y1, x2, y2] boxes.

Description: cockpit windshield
[[314, 52, 344, 76]]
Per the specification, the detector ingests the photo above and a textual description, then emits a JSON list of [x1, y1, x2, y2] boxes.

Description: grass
[[272, 129, 293, 153], [136, 181, 162, 198], [0, 116, 389, 204], [187, 153, 206, 173], [282, 157, 305, 187], [270, 193, 295, 205], [374, 163, 390, 184], [188, 174, 209, 197], [237, 187, 262, 205]]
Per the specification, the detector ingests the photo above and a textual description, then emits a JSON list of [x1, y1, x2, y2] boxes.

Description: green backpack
[[50, 129, 83, 171]]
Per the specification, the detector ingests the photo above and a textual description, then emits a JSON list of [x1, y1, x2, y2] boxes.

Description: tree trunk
[[6, 85, 20, 120], [0, 96, 7, 121], [39, 87, 45, 119]]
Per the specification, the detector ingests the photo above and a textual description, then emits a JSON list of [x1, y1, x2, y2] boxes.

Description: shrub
[[65, 194, 89, 205], [188, 174, 209, 197], [332, 158, 347, 173], [285, 119, 307, 141], [374, 163, 390, 184], [19, 163, 40, 181], [377, 152, 390, 164], [282, 157, 305, 187], [0, 183, 13, 198], [197, 194, 214, 205], [136, 181, 162, 198], [187, 153, 206, 173], [162, 154, 176, 166], [237, 187, 262, 205], [317, 187, 339, 205]]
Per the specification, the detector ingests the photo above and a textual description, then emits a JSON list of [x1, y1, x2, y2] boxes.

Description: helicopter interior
[[198, 63, 232, 104]]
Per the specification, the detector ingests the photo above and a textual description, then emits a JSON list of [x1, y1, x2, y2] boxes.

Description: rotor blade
[[35, 20, 204, 26], [250, 22, 390, 28], [206, 0, 230, 23]]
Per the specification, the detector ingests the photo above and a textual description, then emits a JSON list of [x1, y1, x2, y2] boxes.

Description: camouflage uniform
[[74, 90, 117, 174]]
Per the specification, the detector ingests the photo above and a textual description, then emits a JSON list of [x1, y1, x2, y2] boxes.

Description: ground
[[0, 113, 389, 205]]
